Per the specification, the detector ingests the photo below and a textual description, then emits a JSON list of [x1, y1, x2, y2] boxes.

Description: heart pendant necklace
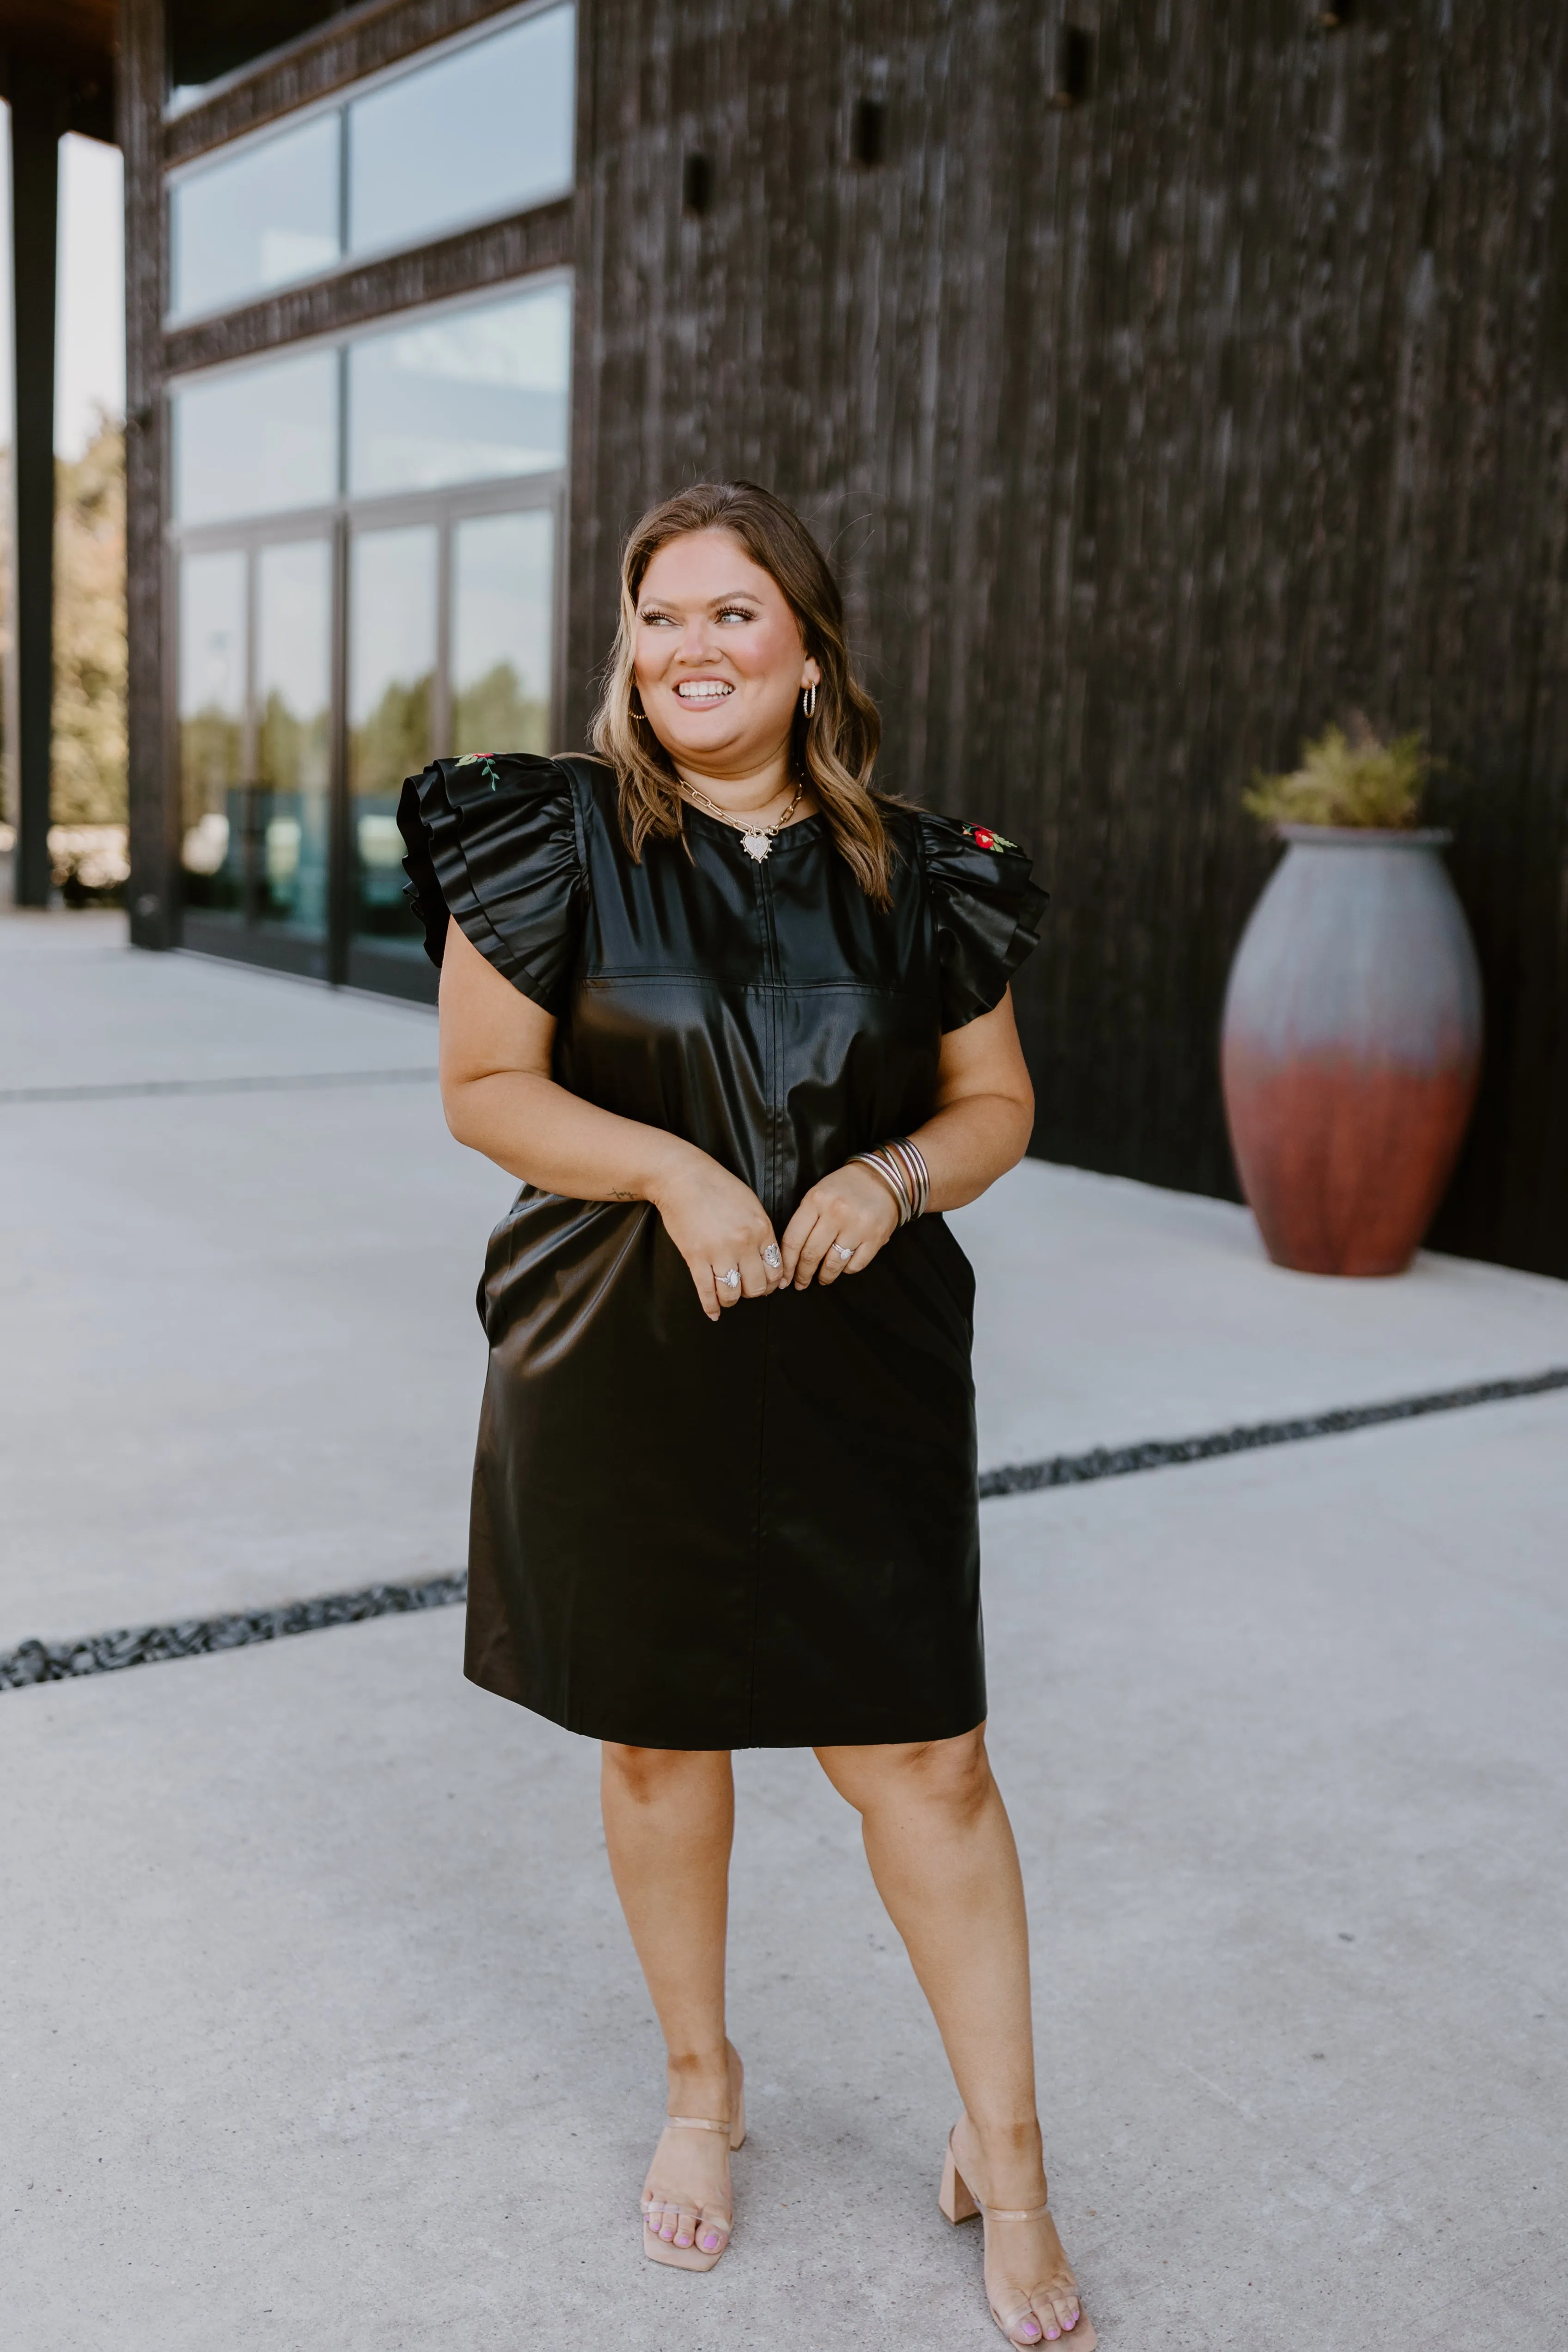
[[682, 778, 805, 861]]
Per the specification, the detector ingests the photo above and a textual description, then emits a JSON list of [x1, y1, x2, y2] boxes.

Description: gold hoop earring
[[802, 681, 818, 719]]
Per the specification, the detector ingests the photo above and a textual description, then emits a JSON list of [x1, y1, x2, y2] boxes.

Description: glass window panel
[[173, 349, 338, 524], [452, 509, 555, 758], [178, 548, 247, 914], [347, 5, 574, 260], [347, 283, 570, 497], [170, 115, 341, 320], [350, 524, 437, 943], [254, 541, 332, 934]]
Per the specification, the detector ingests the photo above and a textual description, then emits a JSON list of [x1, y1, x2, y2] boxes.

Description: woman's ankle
[[665, 2044, 733, 2112], [962, 2111, 1047, 2187]]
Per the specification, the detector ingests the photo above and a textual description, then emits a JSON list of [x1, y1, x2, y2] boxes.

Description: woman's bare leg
[[815, 1727, 1085, 2345], [600, 1742, 738, 2253]]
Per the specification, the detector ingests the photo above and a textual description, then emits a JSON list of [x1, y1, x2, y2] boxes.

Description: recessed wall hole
[[1053, 25, 1092, 108], [682, 152, 713, 214], [851, 97, 885, 167]]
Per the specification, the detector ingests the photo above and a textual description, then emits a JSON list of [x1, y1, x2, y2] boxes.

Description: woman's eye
[[717, 606, 756, 623], [639, 611, 676, 627]]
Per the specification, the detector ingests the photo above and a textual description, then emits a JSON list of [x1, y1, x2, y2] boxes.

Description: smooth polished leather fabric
[[398, 753, 1045, 1749]]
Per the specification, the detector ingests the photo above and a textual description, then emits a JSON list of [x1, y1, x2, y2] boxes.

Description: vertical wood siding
[[569, 0, 1568, 1276]]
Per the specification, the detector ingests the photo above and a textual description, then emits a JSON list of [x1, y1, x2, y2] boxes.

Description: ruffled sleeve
[[916, 810, 1049, 1032], [396, 753, 586, 1012]]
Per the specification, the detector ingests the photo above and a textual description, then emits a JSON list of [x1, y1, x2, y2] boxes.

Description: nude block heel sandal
[[641, 2078, 746, 2273], [939, 2129, 1097, 2349]]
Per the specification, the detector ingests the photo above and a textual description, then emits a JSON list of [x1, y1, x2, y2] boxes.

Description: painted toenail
[[701, 2231, 720, 2249]]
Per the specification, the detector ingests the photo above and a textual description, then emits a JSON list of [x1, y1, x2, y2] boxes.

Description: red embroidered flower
[[963, 822, 1019, 853], [972, 829, 994, 848]]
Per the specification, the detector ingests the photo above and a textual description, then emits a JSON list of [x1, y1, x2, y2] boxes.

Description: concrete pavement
[[2, 911, 1565, 2349]]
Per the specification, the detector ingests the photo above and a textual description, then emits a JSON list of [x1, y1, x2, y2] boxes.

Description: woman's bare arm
[[437, 921, 783, 1320], [779, 990, 1034, 1288]]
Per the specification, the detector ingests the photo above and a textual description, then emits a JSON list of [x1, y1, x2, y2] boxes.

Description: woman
[[397, 481, 1092, 2347]]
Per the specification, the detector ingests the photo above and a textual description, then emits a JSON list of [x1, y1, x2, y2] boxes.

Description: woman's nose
[[678, 616, 718, 660]]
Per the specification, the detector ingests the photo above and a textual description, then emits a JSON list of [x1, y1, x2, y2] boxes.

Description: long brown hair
[[589, 481, 894, 904]]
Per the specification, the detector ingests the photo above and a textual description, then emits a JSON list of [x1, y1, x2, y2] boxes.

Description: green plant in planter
[[1244, 713, 1430, 830]]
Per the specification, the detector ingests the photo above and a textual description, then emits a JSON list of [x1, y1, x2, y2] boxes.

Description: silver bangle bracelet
[[850, 1137, 930, 1226]]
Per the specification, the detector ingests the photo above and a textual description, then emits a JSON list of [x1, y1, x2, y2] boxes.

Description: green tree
[[51, 415, 128, 826]]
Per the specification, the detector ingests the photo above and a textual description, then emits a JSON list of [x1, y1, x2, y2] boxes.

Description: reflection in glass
[[173, 349, 338, 525], [350, 525, 437, 943], [452, 509, 555, 757], [347, 283, 570, 497], [255, 541, 332, 932], [347, 5, 574, 261], [170, 114, 341, 321], [179, 549, 248, 914]]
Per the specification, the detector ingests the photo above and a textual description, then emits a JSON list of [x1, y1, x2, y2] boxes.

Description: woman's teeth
[[675, 681, 733, 701]]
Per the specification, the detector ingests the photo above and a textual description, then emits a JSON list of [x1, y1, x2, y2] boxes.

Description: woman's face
[[633, 528, 821, 780]]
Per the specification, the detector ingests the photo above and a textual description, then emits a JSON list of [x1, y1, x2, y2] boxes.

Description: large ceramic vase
[[1221, 826, 1483, 1277]]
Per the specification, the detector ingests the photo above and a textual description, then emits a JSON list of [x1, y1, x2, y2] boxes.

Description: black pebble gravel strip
[[5, 1367, 1565, 1694], [0, 1068, 438, 1105], [0, 1573, 468, 1690], [976, 1365, 1568, 1498]]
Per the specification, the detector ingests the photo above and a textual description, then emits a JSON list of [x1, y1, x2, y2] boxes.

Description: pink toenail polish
[[702, 2232, 720, 2250]]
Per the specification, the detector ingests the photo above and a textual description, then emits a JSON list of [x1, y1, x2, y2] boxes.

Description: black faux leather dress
[[398, 753, 1045, 1749]]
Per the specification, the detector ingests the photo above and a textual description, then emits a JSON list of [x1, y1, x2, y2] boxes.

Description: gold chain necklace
[[680, 778, 805, 863]]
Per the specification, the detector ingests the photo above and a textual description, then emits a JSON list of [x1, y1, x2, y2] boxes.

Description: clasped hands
[[650, 1151, 903, 1324]]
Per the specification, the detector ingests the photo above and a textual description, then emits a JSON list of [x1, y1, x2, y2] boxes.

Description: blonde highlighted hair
[[590, 481, 895, 905]]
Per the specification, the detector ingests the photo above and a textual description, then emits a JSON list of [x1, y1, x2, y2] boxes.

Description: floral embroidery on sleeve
[[963, 823, 1019, 853], [455, 753, 504, 792]]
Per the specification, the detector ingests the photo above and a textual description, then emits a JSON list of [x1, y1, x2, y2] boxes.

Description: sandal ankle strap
[[984, 2200, 1052, 2223], [663, 2114, 732, 2133]]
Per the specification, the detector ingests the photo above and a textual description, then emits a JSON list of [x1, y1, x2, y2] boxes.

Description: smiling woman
[[397, 481, 1094, 2347]]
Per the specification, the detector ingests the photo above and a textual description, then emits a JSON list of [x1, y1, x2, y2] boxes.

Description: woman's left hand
[[780, 1161, 902, 1289]]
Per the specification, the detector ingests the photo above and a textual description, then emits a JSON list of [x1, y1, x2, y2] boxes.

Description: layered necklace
[[680, 776, 805, 863]]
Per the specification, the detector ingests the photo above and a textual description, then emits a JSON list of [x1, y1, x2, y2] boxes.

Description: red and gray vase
[[1220, 826, 1483, 1277]]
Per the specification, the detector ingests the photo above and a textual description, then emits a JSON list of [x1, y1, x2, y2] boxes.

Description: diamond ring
[[762, 1242, 782, 1270], [720, 1265, 741, 1290], [832, 1243, 854, 1262]]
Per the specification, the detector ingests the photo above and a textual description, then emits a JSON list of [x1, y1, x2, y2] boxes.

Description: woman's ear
[[801, 655, 823, 691]]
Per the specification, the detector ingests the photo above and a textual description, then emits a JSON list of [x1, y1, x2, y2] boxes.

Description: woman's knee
[[820, 1724, 993, 1822], [602, 1742, 726, 1806]]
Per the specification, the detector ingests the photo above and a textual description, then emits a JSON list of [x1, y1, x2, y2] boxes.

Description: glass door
[[451, 507, 555, 756], [254, 539, 332, 937], [348, 523, 439, 960], [344, 491, 559, 987], [177, 548, 247, 914]]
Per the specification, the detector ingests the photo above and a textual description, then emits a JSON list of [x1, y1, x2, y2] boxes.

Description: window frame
[[164, 274, 573, 998], [163, 0, 576, 329]]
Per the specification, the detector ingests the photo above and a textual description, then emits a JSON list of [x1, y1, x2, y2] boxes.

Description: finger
[[713, 1261, 744, 1309], [816, 1235, 866, 1286], [759, 1236, 786, 1289], [691, 1261, 722, 1322], [778, 1200, 818, 1283], [792, 1213, 832, 1290], [739, 1246, 775, 1299]]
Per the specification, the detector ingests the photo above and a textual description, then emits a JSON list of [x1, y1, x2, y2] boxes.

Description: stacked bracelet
[[850, 1136, 931, 1226]]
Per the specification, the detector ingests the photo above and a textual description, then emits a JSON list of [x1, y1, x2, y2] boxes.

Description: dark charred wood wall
[[568, 0, 1568, 1278], [126, 0, 1568, 1273]]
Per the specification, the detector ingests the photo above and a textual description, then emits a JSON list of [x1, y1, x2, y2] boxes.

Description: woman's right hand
[[647, 1150, 784, 1322]]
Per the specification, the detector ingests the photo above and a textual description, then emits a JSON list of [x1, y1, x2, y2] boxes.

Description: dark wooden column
[[119, 0, 175, 950], [6, 51, 63, 908]]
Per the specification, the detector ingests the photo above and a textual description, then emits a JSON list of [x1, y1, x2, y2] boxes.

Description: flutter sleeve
[[916, 810, 1049, 1032], [396, 753, 587, 1013]]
